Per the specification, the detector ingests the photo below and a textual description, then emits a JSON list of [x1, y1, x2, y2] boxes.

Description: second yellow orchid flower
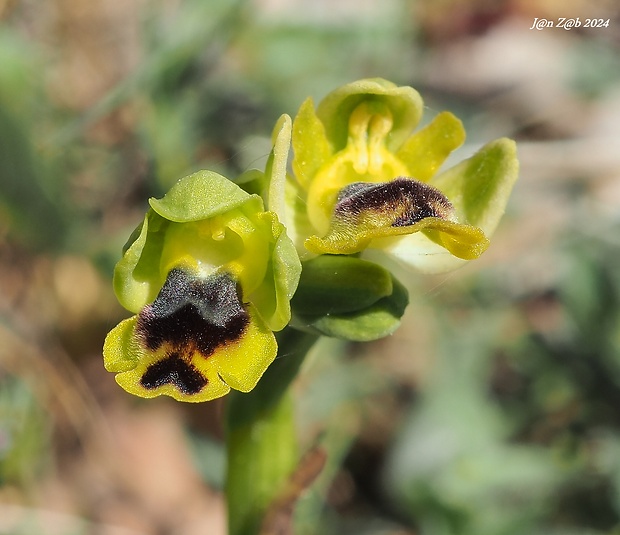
[[290, 78, 519, 273]]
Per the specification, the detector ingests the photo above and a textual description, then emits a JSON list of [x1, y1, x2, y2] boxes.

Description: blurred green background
[[1, 0, 620, 534]]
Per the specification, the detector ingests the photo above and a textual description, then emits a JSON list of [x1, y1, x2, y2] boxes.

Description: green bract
[[104, 170, 301, 402], [290, 78, 519, 273], [290, 255, 409, 341]]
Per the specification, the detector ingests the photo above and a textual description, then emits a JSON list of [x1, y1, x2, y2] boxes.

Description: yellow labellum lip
[[305, 177, 489, 259], [104, 267, 278, 402], [136, 269, 250, 396]]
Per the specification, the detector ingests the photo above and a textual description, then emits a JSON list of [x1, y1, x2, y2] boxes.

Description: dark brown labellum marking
[[334, 177, 454, 227], [140, 352, 208, 395], [136, 269, 250, 394]]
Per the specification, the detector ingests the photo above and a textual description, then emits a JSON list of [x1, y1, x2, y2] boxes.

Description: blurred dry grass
[[1, 0, 619, 534]]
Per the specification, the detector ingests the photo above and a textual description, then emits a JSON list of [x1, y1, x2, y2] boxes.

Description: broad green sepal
[[149, 169, 253, 222], [294, 271, 409, 342], [291, 255, 393, 316], [290, 255, 409, 342], [431, 138, 519, 237], [316, 78, 423, 152]]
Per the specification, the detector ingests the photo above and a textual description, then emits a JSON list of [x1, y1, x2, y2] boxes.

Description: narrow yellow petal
[[396, 111, 466, 182]]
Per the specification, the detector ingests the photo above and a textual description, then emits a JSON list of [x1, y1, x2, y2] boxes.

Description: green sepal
[[265, 114, 292, 223], [114, 210, 169, 313], [431, 138, 519, 236], [316, 78, 423, 152], [293, 269, 409, 342], [149, 169, 255, 222], [291, 255, 393, 316]]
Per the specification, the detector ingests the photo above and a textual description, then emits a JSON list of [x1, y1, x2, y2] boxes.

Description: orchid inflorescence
[[103, 78, 518, 402]]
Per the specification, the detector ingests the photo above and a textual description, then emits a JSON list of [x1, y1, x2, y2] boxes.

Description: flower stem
[[225, 328, 319, 535]]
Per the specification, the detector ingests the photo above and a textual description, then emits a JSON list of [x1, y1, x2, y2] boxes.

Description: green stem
[[225, 328, 319, 535]]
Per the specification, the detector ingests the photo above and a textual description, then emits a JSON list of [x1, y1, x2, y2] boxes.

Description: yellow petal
[[396, 111, 466, 182], [291, 97, 332, 189]]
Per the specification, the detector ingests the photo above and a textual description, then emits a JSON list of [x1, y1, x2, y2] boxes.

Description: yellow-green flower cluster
[[103, 78, 519, 402]]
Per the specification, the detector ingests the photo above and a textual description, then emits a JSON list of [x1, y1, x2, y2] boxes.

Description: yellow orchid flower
[[290, 78, 519, 273], [103, 170, 300, 402]]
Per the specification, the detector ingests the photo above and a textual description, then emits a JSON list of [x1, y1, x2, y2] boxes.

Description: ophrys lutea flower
[[103, 169, 300, 402], [289, 78, 519, 273]]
